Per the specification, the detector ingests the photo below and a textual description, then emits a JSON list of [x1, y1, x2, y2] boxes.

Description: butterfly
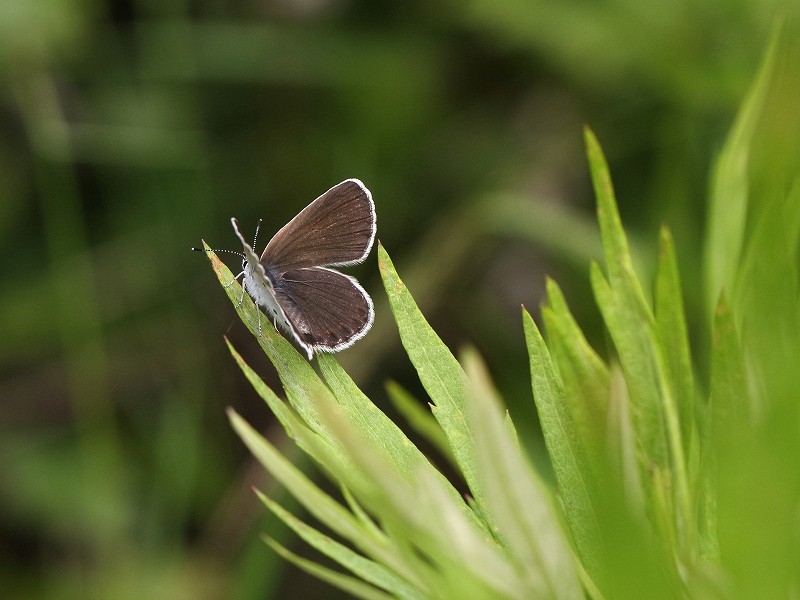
[[199, 179, 376, 359]]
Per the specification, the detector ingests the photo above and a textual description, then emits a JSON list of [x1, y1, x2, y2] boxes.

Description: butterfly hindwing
[[272, 266, 374, 353]]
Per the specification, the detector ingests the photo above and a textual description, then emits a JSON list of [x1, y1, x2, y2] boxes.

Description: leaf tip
[[544, 276, 561, 297], [715, 292, 730, 316], [252, 486, 269, 505], [658, 224, 673, 253], [583, 124, 599, 149], [377, 243, 392, 274]]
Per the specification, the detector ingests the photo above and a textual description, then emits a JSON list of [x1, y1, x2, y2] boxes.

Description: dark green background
[[0, 1, 787, 598]]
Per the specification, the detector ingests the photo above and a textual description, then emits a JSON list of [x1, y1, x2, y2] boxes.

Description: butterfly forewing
[[261, 179, 375, 273], [272, 267, 374, 352]]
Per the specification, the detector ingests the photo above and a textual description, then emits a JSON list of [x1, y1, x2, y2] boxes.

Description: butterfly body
[[230, 179, 376, 358], [237, 246, 290, 332]]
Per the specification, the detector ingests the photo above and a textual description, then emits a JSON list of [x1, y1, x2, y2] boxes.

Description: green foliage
[[5, 0, 800, 597], [209, 18, 800, 600]]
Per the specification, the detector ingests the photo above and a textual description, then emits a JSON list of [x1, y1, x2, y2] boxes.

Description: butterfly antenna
[[252, 219, 263, 250], [192, 245, 247, 290], [191, 246, 246, 259]]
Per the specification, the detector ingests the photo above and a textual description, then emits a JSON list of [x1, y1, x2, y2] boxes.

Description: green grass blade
[[542, 278, 610, 467], [263, 537, 396, 600], [654, 226, 695, 459], [583, 131, 678, 498], [462, 347, 585, 600], [224, 338, 339, 462], [225, 336, 302, 437], [227, 406, 364, 541], [385, 380, 457, 469], [322, 404, 526, 599], [651, 227, 696, 556], [584, 122, 693, 491], [317, 354, 480, 530], [227, 408, 419, 584], [703, 22, 781, 316], [602, 362, 646, 521], [318, 354, 431, 483], [592, 242, 695, 563], [709, 294, 748, 441], [255, 490, 429, 600], [522, 308, 601, 582], [222, 336, 388, 506], [696, 448, 719, 562], [584, 126, 651, 312], [504, 410, 520, 451], [341, 486, 386, 542], [378, 243, 493, 534], [590, 262, 691, 550]]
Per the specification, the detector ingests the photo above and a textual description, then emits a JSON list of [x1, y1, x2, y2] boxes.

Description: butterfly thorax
[[242, 255, 292, 331]]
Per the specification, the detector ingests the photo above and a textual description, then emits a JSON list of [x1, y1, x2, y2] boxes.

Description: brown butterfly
[[200, 179, 376, 358]]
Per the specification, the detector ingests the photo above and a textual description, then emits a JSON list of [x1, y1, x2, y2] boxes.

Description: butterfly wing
[[272, 266, 374, 354], [261, 179, 376, 273]]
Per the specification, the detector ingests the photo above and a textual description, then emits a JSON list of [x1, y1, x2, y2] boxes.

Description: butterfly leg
[[226, 269, 245, 289], [235, 278, 247, 308], [257, 307, 263, 335], [224, 270, 248, 309]]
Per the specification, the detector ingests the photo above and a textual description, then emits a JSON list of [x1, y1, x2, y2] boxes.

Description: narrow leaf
[[703, 23, 781, 315], [227, 408, 417, 584], [463, 347, 585, 600], [654, 226, 695, 458], [709, 294, 748, 438], [341, 485, 386, 542], [378, 243, 493, 533], [582, 133, 683, 514], [591, 269, 666, 475], [542, 278, 610, 466], [522, 308, 601, 581], [385, 380, 457, 468], [318, 353, 481, 531], [321, 402, 525, 600], [224, 338, 377, 497], [591, 260, 693, 558], [652, 228, 696, 557], [264, 537, 396, 600], [318, 354, 429, 483], [504, 411, 520, 451], [696, 446, 720, 562], [584, 126, 651, 309], [225, 338, 327, 455], [256, 490, 429, 600]]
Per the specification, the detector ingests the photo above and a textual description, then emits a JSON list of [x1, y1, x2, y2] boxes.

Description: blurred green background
[[0, 1, 791, 598]]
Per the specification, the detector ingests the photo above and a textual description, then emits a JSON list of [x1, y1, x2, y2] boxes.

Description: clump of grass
[[202, 19, 800, 600]]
